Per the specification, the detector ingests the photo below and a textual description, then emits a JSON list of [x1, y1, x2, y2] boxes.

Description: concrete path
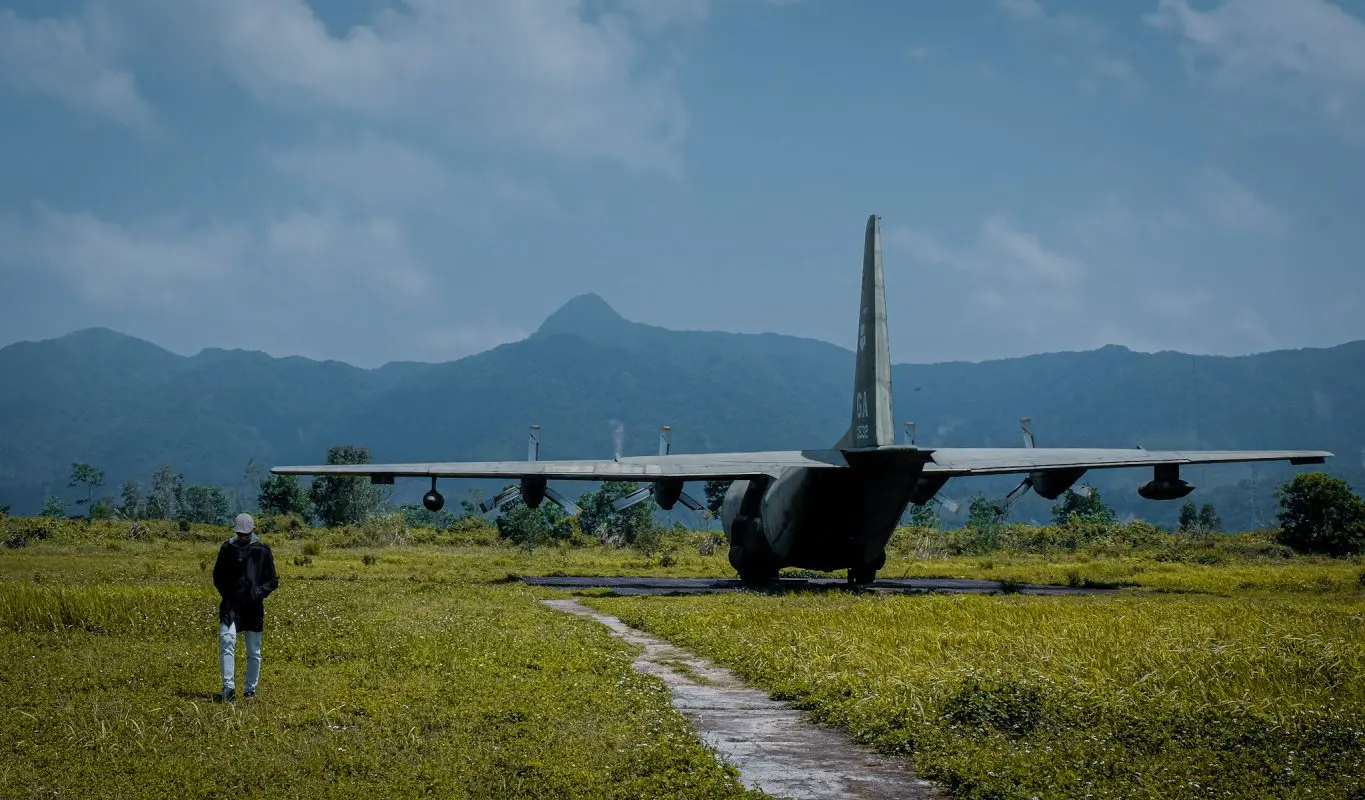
[[543, 599, 945, 800], [526, 574, 1117, 596]]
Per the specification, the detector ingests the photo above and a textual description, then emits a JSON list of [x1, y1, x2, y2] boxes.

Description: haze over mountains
[[3, 294, 1361, 529]]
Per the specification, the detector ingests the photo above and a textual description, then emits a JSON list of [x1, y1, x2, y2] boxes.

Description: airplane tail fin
[[840, 214, 895, 450]]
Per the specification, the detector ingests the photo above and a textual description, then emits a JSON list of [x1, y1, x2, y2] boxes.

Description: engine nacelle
[[520, 476, 547, 509], [1029, 468, 1088, 501], [1137, 464, 1194, 500], [654, 479, 683, 510], [1138, 479, 1194, 500], [908, 474, 950, 506]]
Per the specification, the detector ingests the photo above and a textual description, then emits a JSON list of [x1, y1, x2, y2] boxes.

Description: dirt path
[[543, 599, 945, 800]]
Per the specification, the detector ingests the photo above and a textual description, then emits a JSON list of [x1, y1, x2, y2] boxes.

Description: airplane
[[272, 215, 1333, 586]]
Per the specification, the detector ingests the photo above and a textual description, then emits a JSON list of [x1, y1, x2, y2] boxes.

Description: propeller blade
[[1072, 483, 1094, 498], [934, 494, 961, 514], [543, 487, 582, 517], [611, 486, 654, 512], [677, 491, 706, 512], [480, 486, 521, 513], [1020, 417, 1035, 449], [997, 477, 1034, 517]]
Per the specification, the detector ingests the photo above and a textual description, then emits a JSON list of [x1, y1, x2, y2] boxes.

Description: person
[[212, 512, 278, 702]]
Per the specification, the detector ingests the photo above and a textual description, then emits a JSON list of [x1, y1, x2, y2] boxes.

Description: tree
[[905, 502, 939, 529], [1178, 500, 1223, 534], [577, 481, 657, 546], [308, 445, 383, 527], [258, 473, 312, 521], [1051, 488, 1116, 526], [40, 495, 66, 517], [967, 493, 1006, 528], [68, 463, 105, 518], [145, 465, 184, 520], [703, 480, 731, 517], [90, 497, 116, 520], [1178, 500, 1199, 532], [0, 505, 8, 517], [181, 485, 231, 525], [1276, 472, 1365, 556], [494, 489, 575, 548], [398, 503, 454, 530], [117, 481, 143, 520], [1197, 503, 1222, 533]]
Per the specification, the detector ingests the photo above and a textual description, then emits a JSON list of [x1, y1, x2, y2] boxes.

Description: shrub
[[1276, 473, 1365, 556]]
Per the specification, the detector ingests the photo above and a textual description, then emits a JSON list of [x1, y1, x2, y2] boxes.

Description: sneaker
[[214, 688, 235, 703], [243, 690, 256, 699]]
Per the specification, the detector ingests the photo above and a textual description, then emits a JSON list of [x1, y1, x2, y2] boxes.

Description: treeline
[[12, 446, 1365, 558]]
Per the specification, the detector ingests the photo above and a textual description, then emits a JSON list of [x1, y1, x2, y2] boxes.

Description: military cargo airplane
[[272, 215, 1332, 586]]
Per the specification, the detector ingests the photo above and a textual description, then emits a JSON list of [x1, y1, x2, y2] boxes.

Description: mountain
[[2, 299, 1362, 529]]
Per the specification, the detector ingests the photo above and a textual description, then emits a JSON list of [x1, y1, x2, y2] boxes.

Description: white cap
[[232, 512, 255, 534]]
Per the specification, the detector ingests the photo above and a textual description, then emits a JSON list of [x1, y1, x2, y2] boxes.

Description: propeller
[[478, 425, 581, 516], [990, 417, 1093, 519], [611, 426, 712, 518], [905, 420, 959, 513]]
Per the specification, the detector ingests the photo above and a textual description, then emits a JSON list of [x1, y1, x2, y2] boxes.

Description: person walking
[[212, 513, 278, 702]]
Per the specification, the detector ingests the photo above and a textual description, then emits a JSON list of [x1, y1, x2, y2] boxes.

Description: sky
[[1, 0, 1363, 368]]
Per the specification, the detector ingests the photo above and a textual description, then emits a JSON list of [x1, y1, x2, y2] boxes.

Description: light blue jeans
[[219, 622, 262, 693]]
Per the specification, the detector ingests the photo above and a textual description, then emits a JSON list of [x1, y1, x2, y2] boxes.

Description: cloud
[[0, 207, 247, 309], [107, 0, 711, 173], [1192, 167, 1287, 232], [1147, 0, 1365, 135], [0, 9, 157, 134], [994, 0, 1139, 90], [888, 216, 1086, 335], [0, 205, 425, 313]]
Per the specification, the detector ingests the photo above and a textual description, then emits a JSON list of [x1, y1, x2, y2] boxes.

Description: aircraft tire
[[848, 563, 878, 586]]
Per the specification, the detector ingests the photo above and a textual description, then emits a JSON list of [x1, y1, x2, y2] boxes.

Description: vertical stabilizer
[[845, 214, 895, 449]]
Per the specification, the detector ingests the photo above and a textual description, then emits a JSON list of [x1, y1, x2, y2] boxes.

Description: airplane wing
[[270, 449, 851, 482], [272, 446, 1331, 482], [921, 448, 1332, 476]]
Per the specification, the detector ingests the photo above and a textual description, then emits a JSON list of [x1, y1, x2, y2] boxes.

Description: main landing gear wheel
[[728, 516, 778, 588], [847, 565, 878, 586], [847, 551, 885, 587]]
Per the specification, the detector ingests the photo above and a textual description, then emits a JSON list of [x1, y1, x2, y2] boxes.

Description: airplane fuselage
[[721, 457, 924, 583]]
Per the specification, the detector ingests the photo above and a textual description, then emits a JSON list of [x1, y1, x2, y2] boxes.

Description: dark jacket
[[212, 534, 278, 632]]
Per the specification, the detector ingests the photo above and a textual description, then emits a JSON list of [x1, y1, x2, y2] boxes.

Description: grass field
[[0, 541, 760, 799], [589, 558, 1365, 799], [2, 525, 1363, 799]]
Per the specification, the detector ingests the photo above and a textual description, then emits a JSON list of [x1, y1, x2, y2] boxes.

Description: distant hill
[[2, 295, 1361, 529]]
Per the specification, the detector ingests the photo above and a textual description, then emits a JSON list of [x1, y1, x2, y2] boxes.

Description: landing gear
[[847, 551, 886, 587], [847, 565, 877, 586], [728, 515, 778, 588], [422, 477, 444, 512]]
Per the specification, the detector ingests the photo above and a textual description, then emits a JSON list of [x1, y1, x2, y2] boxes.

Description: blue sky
[[1, 0, 1362, 367]]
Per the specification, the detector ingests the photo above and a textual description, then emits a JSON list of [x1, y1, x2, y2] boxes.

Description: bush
[[1276, 473, 1365, 556]]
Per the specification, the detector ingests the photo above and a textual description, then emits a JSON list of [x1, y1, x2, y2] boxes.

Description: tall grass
[[592, 590, 1365, 799]]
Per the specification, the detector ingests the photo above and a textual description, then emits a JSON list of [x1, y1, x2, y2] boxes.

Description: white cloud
[[1192, 167, 1287, 232], [1147, 0, 1365, 135], [0, 205, 425, 312], [0, 208, 246, 309], [888, 216, 1086, 335], [994, 0, 1139, 90], [110, 0, 710, 173], [0, 9, 157, 134]]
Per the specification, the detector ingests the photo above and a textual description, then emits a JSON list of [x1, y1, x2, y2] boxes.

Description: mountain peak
[[534, 293, 632, 340]]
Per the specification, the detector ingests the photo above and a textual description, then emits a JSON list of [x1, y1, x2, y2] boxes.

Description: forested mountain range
[[3, 293, 1361, 530]]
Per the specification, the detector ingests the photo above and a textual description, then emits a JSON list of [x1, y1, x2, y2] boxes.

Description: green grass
[[588, 587, 1365, 799], [5, 522, 1365, 799], [0, 541, 761, 799]]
